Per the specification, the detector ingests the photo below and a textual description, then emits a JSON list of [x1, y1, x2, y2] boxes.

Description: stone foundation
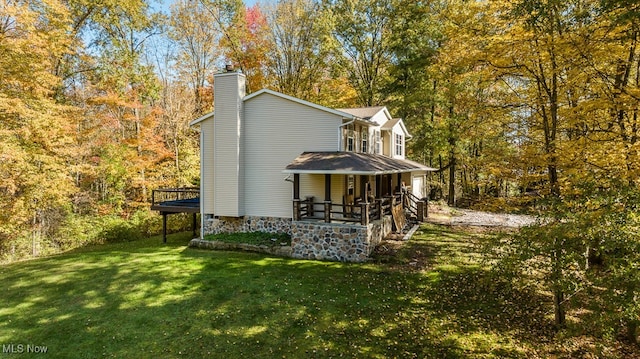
[[290, 216, 392, 262], [200, 215, 393, 263], [203, 215, 292, 236]]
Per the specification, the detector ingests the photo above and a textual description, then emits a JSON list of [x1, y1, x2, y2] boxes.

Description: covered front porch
[[285, 152, 434, 228], [284, 152, 434, 262]]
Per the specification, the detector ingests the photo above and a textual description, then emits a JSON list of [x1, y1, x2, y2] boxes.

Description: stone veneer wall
[[201, 214, 393, 263], [290, 216, 393, 262], [203, 215, 292, 236]]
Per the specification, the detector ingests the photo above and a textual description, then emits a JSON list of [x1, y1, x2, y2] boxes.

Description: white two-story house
[[189, 71, 433, 262]]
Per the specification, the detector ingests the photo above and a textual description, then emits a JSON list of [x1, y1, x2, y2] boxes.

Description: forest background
[[2, 0, 640, 346]]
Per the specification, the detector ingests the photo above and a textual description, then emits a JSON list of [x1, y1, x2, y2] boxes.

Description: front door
[[412, 175, 425, 199]]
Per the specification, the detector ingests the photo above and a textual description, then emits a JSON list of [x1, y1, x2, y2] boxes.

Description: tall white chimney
[[213, 71, 246, 217]]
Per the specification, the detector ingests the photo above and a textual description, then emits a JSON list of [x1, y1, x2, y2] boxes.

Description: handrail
[[295, 197, 385, 225], [152, 187, 200, 206]]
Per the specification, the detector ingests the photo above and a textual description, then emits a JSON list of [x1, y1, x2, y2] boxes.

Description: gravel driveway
[[426, 207, 537, 228]]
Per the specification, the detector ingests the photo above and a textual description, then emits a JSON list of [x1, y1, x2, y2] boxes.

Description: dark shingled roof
[[283, 152, 436, 175]]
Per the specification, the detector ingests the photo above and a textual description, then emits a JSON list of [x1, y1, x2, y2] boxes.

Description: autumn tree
[[263, 0, 337, 102], [325, 0, 394, 106], [84, 1, 170, 209], [197, 0, 269, 92], [0, 0, 76, 258], [169, 0, 220, 115]]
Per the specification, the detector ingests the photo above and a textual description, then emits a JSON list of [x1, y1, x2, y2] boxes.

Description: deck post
[[293, 199, 301, 221], [417, 201, 425, 222], [306, 197, 315, 217], [162, 212, 167, 243], [192, 213, 197, 237], [361, 202, 369, 226], [324, 201, 332, 223]]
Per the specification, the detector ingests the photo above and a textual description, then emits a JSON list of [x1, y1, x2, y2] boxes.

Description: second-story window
[[395, 133, 403, 156], [374, 131, 381, 154], [347, 125, 354, 152], [361, 130, 368, 153]]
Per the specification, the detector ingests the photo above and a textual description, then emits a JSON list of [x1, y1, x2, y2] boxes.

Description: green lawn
[[0, 225, 627, 358]]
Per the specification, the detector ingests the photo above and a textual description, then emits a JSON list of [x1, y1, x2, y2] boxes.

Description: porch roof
[[283, 152, 436, 175]]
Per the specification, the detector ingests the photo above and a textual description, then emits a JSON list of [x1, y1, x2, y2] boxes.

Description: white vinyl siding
[[243, 93, 343, 218], [201, 119, 215, 214], [299, 174, 345, 205]]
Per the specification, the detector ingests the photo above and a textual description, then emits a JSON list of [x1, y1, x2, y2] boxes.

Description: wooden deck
[[151, 188, 200, 243]]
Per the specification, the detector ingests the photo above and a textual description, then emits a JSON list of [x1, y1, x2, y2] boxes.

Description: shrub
[[97, 216, 144, 243]]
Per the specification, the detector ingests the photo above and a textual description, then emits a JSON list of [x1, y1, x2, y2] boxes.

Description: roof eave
[[189, 111, 214, 127], [244, 89, 355, 119], [282, 168, 426, 176]]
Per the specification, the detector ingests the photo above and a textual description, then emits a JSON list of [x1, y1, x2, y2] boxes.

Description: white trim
[[282, 169, 417, 175], [398, 120, 412, 139], [189, 111, 214, 127], [244, 89, 356, 119], [199, 129, 205, 239], [282, 168, 432, 175]]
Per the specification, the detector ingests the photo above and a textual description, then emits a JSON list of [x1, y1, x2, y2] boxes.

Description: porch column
[[376, 198, 384, 219], [324, 174, 332, 223], [293, 174, 301, 221], [293, 174, 300, 200]]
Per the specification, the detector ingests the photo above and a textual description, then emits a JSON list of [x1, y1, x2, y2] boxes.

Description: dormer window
[[347, 125, 354, 152], [395, 133, 403, 156], [361, 130, 368, 153], [374, 130, 381, 154]]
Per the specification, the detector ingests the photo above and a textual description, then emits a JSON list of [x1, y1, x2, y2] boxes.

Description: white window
[[374, 130, 381, 154], [395, 133, 403, 156], [361, 130, 368, 153], [347, 125, 354, 152]]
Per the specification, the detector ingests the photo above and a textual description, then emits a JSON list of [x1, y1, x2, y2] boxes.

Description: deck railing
[[294, 196, 395, 225], [151, 187, 200, 207], [293, 192, 426, 226]]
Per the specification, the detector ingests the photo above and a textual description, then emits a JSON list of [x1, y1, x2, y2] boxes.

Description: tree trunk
[[448, 154, 456, 207], [628, 319, 638, 344], [552, 236, 566, 328], [553, 288, 566, 328]]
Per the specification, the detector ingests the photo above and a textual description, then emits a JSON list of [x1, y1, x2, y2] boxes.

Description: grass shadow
[[2, 225, 632, 358]]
